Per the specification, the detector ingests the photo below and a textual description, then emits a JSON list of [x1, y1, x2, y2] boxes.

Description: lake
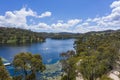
[[0, 38, 75, 79]]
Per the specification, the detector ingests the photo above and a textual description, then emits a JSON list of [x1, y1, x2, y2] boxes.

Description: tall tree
[[75, 34, 120, 80], [60, 50, 76, 80], [0, 57, 12, 80], [13, 52, 45, 80]]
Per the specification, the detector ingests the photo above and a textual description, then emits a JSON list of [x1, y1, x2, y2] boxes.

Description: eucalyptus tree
[[60, 50, 76, 80], [13, 52, 45, 80], [75, 33, 120, 80], [0, 57, 12, 80]]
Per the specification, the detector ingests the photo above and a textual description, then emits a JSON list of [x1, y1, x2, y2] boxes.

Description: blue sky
[[0, 0, 120, 33]]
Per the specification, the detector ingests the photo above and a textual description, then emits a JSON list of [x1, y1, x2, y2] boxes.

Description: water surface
[[0, 38, 75, 79], [0, 38, 75, 64]]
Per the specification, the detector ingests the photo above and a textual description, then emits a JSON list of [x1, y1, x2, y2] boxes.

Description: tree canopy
[[75, 31, 120, 80], [12, 52, 45, 80], [0, 57, 12, 80], [0, 27, 45, 44], [61, 30, 120, 80]]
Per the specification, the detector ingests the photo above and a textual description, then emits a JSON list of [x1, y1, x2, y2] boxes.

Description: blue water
[[0, 38, 75, 77], [0, 38, 75, 64]]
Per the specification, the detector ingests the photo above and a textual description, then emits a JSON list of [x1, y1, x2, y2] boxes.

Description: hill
[[0, 27, 120, 44], [0, 27, 45, 44], [60, 29, 120, 80]]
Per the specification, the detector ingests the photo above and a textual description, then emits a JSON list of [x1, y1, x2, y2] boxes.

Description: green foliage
[[12, 52, 45, 80], [0, 27, 81, 44], [0, 27, 45, 44], [61, 75, 67, 80], [74, 31, 120, 80], [60, 50, 76, 80], [100, 75, 113, 80], [0, 57, 3, 66], [0, 57, 12, 80]]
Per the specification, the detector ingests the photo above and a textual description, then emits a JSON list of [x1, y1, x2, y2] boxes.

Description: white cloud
[[38, 23, 50, 28], [0, 7, 36, 28], [51, 19, 81, 29], [30, 19, 82, 32], [110, 0, 120, 8], [0, 7, 51, 29], [0, 0, 120, 33], [38, 11, 51, 18], [43, 0, 120, 33], [96, 0, 120, 27], [74, 0, 120, 33], [28, 22, 51, 32], [67, 19, 81, 25]]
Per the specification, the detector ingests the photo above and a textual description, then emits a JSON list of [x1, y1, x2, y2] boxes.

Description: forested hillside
[[39, 32, 81, 39], [0, 27, 81, 44], [60, 29, 120, 80], [0, 27, 45, 44]]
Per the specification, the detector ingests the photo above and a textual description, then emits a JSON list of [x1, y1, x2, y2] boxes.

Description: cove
[[0, 38, 75, 79]]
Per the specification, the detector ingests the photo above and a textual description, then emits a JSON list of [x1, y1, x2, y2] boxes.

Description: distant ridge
[[0, 27, 45, 44], [0, 27, 120, 40]]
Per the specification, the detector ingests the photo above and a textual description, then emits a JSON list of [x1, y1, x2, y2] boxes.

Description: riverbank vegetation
[[40, 32, 80, 39], [0, 27, 80, 45], [0, 52, 45, 80], [0, 57, 12, 80], [0, 27, 120, 80], [60, 30, 120, 80], [0, 27, 45, 44], [13, 52, 45, 80]]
